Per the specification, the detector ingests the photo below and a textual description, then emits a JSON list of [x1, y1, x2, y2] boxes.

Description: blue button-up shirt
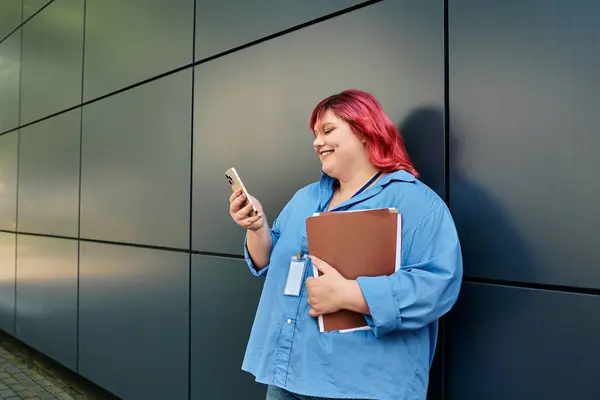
[[242, 169, 463, 400]]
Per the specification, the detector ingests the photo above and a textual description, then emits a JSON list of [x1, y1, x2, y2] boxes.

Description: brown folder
[[305, 208, 402, 332]]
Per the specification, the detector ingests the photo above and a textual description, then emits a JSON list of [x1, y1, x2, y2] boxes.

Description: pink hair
[[309, 89, 419, 177]]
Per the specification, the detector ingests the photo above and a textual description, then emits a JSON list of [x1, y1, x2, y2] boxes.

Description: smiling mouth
[[320, 150, 334, 158]]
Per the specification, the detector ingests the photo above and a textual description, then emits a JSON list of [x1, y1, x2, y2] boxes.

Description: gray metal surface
[[15, 235, 77, 371], [191, 255, 265, 399], [17, 110, 81, 237], [0, 233, 16, 335], [20, 0, 84, 125], [0, 0, 21, 41], [22, 0, 52, 21], [0, 30, 21, 134], [83, 0, 194, 101], [80, 70, 191, 249], [446, 283, 600, 399], [192, 0, 444, 254], [195, 0, 362, 60], [0, 131, 18, 231], [449, 0, 600, 288], [78, 242, 189, 400]]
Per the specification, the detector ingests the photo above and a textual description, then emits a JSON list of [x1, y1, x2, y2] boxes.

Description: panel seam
[[0, 0, 55, 45], [0, 0, 384, 138], [75, 0, 87, 374], [442, 0, 450, 398], [13, 0, 25, 338], [188, 1, 197, 398]]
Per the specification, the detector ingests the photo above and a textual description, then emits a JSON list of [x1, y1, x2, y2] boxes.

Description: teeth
[[321, 151, 333, 157]]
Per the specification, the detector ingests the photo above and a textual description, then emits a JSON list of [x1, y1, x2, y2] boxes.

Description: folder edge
[[309, 210, 402, 333]]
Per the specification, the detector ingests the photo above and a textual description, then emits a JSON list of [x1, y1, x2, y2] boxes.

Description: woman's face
[[312, 109, 367, 178]]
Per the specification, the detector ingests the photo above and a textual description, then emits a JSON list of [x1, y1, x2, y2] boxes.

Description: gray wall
[[446, 0, 600, 399], [0, 0, 597, 399]]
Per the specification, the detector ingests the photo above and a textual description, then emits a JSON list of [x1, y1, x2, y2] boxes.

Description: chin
[[321, 163, 338, 178]]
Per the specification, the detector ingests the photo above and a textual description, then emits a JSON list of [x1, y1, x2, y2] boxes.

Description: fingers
[[229, 189, 242, 203], [306, 278, 317, 314], [240, 213, 262, 229], [235, 200, 256, 220], [229, 190, 265, 232], [229, 190, 246, 213]]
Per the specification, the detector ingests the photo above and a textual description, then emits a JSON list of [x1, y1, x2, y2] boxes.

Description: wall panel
[[23, 0, 51, 21], [195, 0, 362, 60], [20, 0, 84, 124], [80, 70, 191, 249], [192, 0, 444, 254], [446, 283, 600, 399], [17, 110, 81, 237], [84, 0, 194, 101], [0, 29, 21, 134], [0, 0, 22, 40], [0, 131, 18, 231], [191, 255, 265, 400], [78, 242, 189, 400], [15, 235, 78, 371], [0, 233, 16, 335], [449, 0, 600, 288]]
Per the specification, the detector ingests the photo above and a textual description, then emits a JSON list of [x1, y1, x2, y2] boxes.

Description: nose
[[313, 133, 324, 148]]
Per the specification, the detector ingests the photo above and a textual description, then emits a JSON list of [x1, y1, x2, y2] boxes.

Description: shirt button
[[287, 319, 292, 324]]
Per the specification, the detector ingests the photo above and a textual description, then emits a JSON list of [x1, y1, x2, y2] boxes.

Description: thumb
[[310, 256, 337, 275]]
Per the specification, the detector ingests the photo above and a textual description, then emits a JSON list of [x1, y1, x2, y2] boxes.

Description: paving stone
[[0, 388, 16, 397], [0, 339, 103, 400]]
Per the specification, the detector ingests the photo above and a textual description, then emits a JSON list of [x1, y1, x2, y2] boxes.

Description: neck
[[336, 164, 381, 195]]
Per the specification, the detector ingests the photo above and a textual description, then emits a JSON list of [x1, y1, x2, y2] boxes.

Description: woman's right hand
[[229, 189, 265, 231]]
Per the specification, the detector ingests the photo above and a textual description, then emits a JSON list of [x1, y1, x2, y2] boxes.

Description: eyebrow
[[313, 121, 334, 135]]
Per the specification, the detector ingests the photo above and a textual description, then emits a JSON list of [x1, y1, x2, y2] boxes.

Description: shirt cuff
[[244, 233, 269, 277], [356, 275, 400, 336]]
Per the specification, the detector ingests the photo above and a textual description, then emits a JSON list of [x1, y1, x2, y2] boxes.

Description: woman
[[229, 89, 462, 400]]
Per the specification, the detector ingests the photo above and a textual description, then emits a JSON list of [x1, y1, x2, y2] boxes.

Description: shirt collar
[[317, 169, 416, 211], [320, 168, 416, 186]]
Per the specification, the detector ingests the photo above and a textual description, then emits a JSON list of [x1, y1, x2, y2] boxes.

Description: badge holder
[[284, 252, 308, 296]]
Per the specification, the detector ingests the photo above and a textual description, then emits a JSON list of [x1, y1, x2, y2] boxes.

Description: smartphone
[[225, 167, 258, 217]]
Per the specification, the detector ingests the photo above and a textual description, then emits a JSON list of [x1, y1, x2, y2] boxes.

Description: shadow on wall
[[399, 105, 534, 284], [400, 107, 445, 199], [398, 106, 445, 400], [398, 106, 534, 399]]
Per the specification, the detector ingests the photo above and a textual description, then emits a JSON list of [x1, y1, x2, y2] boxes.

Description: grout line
[[188, 1, 197, 398], [75, 0, 87, 375], [0, 0, 383, 138], [13, 234, 17, 337], [443, 0, 451, 210], [442, 1, 450, 398], [463, 276, 600, 296], [13, 0, 25, 338], [2, 230, 600, 297], [0, 229, 245, 259], [0, 0, 55, 45]]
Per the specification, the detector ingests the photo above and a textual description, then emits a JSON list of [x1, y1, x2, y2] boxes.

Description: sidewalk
[[0, 334, 93, 400]]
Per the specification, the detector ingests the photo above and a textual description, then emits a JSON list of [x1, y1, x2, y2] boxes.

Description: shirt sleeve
[[356, 204, 463, 337], [243, 190, 299, 276], [244, 216, 282, 276]]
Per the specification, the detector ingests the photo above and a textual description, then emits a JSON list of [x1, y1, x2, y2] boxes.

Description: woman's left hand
[[306, 256, 352, 317]]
